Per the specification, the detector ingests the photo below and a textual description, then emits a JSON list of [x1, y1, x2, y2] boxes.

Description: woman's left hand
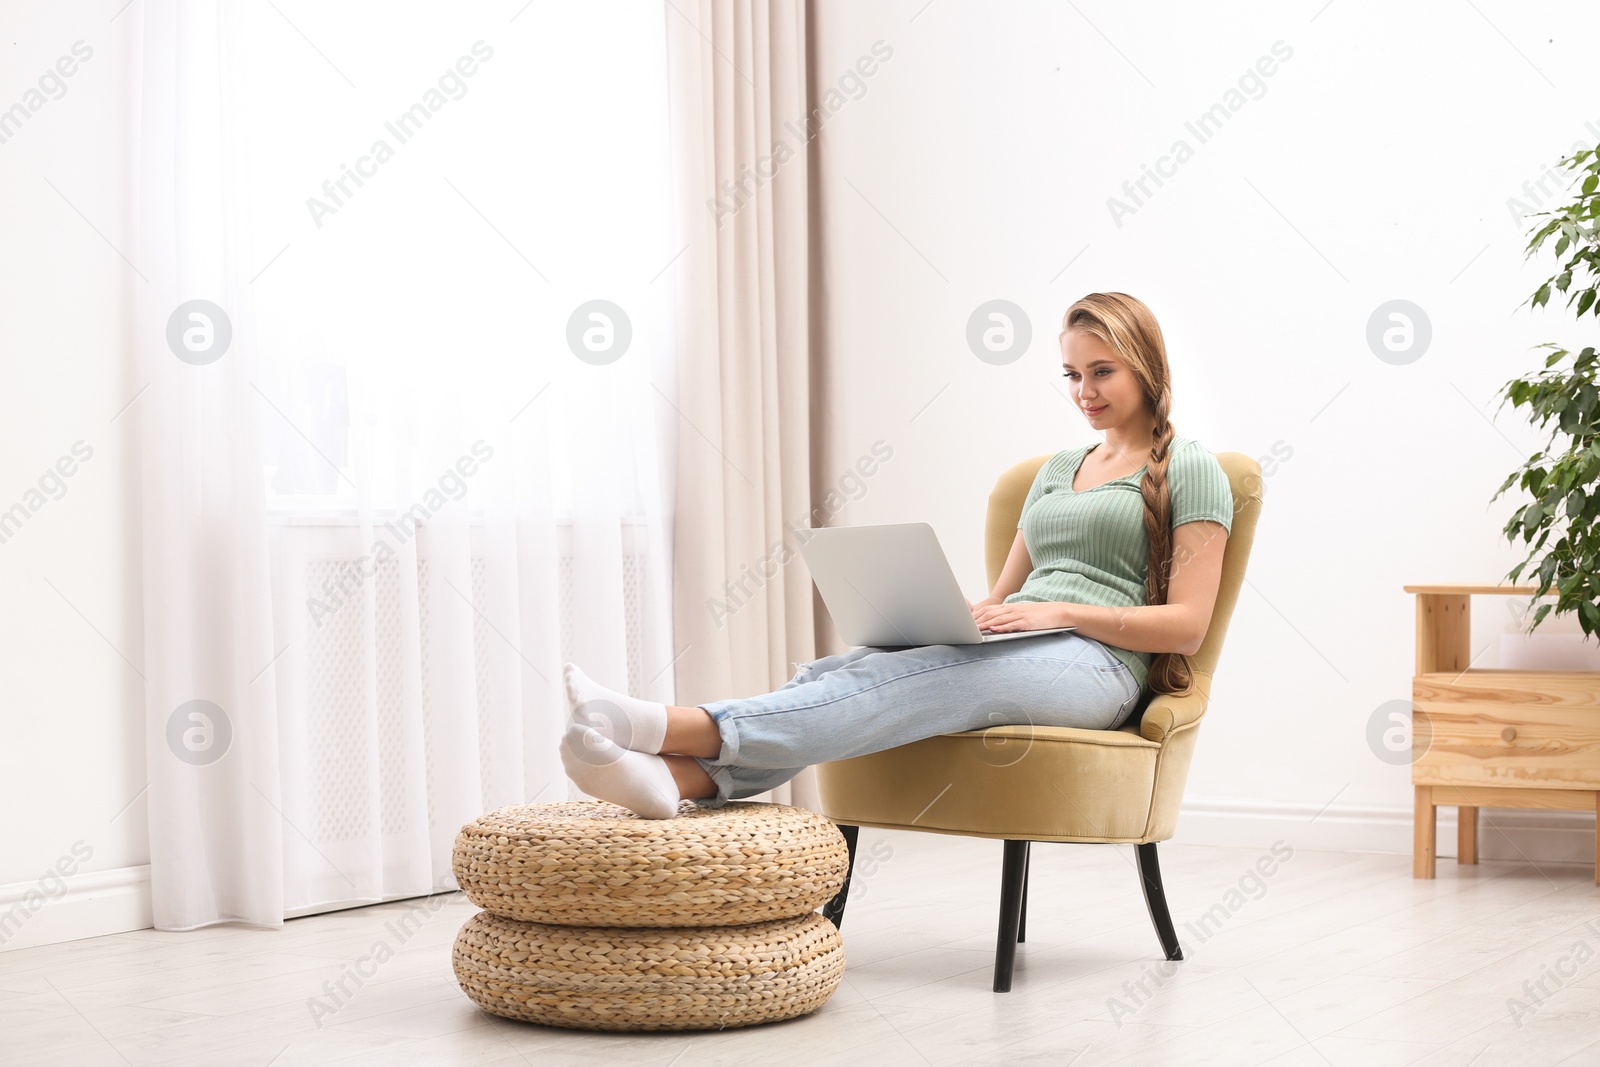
[[973, 601, 1072, 633]]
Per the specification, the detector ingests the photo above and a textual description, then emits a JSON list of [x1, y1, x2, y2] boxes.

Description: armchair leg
[[1135, 842, 1183, 961], [1017, 846, 1030, 943], [994, 840, 1030, 992], [822, 824, 859, 930]]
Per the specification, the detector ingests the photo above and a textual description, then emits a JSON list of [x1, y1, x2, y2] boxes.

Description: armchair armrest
[[1137, 690, 1208, 743]]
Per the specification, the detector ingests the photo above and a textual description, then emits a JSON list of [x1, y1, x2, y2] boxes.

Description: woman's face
[[1061, 330, 1142, 428]]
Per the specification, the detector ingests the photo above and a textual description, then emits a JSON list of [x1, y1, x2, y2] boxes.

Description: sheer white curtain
[[136, 0, 677, 929]]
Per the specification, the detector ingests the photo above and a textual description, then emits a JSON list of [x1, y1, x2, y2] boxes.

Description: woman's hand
[[971, 599, 1070, 633], [967, 595, 1003, 621]]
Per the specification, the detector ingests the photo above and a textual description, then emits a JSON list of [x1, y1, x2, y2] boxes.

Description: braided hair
[[1061, 292, 1196, 698]]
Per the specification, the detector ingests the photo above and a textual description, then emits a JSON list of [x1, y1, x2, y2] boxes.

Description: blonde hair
[[1061, 292, 1196, 699]]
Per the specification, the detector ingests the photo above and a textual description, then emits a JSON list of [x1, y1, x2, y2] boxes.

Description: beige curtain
[[665, 0, 841, 811]]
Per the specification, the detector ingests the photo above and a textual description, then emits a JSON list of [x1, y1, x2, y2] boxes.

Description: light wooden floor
[[3, 831, 1599, 1066]]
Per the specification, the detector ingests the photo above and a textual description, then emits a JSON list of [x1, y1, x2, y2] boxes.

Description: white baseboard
[[1175, 796, 1597, 866], [1, 799, 1591, 953], [0, 865, 152, 952]]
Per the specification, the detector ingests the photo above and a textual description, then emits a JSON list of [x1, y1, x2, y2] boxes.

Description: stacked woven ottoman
[[450, 799, 851, 1032]]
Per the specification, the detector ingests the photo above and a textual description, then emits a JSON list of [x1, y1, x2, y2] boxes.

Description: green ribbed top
[[1004, 434, 1233, 690]]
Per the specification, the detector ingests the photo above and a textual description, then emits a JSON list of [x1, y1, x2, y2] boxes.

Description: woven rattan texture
[[452, 910, 846, 1031], [452, 800, 850, 927]]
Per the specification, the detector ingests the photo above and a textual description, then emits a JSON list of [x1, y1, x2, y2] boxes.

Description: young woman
[[559, 292, 1234, 819]]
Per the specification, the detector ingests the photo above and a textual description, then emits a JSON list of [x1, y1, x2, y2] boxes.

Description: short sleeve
[[1169, 441, 1233, 534], [1016, 455, 1056, 529]]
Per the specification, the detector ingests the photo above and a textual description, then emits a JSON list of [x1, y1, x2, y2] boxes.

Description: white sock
[[559, 722, 680, 820], [563, 662, 668, 755]]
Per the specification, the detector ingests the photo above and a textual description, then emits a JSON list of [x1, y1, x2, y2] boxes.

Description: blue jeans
[[690, 631, 1143, 809]]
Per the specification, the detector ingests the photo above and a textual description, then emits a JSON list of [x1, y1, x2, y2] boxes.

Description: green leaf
[[1586, 174, 1599, 195], [1527, 219, 1561, 252], [1580, 289, 1597, 317]]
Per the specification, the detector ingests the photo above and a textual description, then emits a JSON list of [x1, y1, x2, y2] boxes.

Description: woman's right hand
[[968, 595, 1004, 622]]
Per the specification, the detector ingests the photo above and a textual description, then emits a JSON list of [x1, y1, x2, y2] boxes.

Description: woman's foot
[[563, 663, 667, 754], [559, 722, 680, 819]]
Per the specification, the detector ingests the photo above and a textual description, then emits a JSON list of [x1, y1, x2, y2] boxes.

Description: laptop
[[795, 522, 1075, 648]]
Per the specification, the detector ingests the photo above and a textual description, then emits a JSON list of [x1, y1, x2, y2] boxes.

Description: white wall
[[0, 1, 148, 947], [809, 0, 1600, 861]]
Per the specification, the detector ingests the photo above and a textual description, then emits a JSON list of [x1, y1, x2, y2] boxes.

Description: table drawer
[[1412, 671, 1600, 790]]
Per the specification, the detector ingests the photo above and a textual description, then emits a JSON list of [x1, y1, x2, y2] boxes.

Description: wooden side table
[[1406, 584, 1600, 884]]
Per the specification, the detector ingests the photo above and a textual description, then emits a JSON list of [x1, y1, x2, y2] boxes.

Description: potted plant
[[1492, 140, 1600, 637]]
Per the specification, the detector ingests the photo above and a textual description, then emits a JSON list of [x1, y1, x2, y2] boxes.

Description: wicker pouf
[[452, 910, 846, 1031], [449, 800, 851, 1032], [452, 800, 850, 927]]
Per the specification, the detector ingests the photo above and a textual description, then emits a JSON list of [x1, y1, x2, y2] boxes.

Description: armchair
[[814, 451, 1263, 991]]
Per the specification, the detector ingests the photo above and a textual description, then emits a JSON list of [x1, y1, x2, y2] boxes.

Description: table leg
[[1458, 806, 1478, 866], [1594, 793, 1599, 888], [1413, 785, 1436, 879]]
